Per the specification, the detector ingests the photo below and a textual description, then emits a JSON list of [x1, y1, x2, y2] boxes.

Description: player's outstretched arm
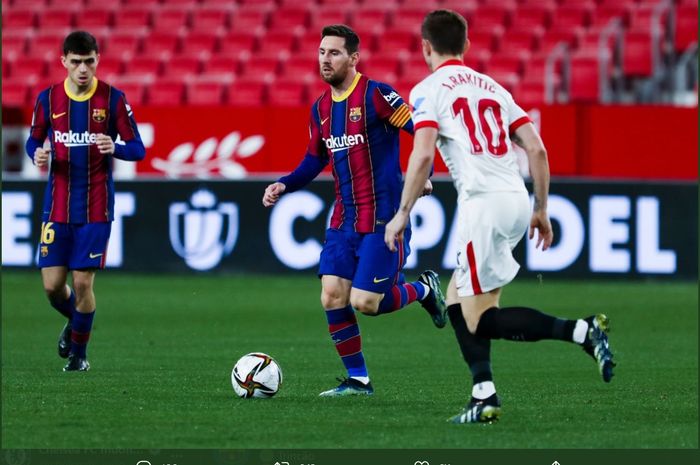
[[262, 182, 286, 207], [513, 122, 553, 250], [385, 127, 439, 251]]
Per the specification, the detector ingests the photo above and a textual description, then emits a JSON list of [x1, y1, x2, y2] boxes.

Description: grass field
[[1, 271, 697, 449]]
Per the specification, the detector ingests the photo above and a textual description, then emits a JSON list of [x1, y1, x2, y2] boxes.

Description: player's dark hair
[[321, 24, 360, 54], [421, 10, 467, 56], [62, 31, 99, 56]]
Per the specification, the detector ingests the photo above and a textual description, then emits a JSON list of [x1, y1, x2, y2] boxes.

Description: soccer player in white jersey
[[384, 10, 615, 423]]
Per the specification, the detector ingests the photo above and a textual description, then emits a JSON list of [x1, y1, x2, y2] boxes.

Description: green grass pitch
[[1, 271, 697, 449]]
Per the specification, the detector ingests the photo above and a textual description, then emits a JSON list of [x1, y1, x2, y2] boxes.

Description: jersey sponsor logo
[[92, 108, 106, 122], [349, 106, 362, 122], [373, 276, 390, 283], [52, 112, 67, 119], [89, 253, 103, 259], [411, 97, 427, 117], [382, 90, 401, 106], [53, 130, 99, 147], [323, 133, 365, 153]]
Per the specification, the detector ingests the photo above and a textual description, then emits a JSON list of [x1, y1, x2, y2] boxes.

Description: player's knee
[[320, 289, 347, 310], [43, 284, 64, 301], [350, 296, 379, 315], [72, 277, 93, 298]]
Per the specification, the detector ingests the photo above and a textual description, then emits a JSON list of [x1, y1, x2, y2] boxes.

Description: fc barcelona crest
[[349, 106, 362, 122], [92, 108, 106, 122]]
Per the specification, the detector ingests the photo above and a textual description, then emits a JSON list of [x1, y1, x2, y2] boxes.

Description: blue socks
[[70, 308, 95, 358], [325, 305, 367, 378]]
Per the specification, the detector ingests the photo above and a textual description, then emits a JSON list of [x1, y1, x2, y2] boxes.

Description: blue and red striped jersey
[[306, 73, 413, 233], [26, 78, 145, 224]]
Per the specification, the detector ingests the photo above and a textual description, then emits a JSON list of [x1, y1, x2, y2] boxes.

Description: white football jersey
[[410, 59, 531, 200]]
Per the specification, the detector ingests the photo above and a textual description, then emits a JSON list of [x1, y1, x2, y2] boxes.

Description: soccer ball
[[231, 352, 283, 398]]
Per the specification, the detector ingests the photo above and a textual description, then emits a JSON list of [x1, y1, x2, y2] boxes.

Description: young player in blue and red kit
[[263, 25, 447, 396], [26, 31, 145, 372]]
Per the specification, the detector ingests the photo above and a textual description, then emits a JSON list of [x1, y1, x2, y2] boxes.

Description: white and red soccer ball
[[231, 352, 283, 398]]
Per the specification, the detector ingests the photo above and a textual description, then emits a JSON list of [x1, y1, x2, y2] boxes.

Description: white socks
[[573, 319, 588, 344], [472, 381, 496, 400]]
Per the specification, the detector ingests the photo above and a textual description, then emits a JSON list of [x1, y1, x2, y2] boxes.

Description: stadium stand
[[1, 0, 697, 107]]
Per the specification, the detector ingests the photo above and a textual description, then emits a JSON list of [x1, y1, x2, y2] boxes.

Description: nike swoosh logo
[[89, 253, 103, 259], [321, 117, 329, 125], [373, 277, 390, 284], [52, 112, 66, 119]]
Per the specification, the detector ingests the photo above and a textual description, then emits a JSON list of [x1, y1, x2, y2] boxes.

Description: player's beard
[[321, 66, 347, 87]]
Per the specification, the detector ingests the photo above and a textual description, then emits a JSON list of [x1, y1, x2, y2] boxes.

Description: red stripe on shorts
[[466, 241, 483, 294]]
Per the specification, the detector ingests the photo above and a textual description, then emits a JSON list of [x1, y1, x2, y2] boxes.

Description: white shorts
[[454, 191, 530, 297]]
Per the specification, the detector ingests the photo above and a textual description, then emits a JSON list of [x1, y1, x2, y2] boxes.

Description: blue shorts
[[37, 222, 111, 270], [318, 228, 412, 294]]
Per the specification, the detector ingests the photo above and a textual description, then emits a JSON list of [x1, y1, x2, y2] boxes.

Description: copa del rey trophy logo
[[169, 189, 238, 271]]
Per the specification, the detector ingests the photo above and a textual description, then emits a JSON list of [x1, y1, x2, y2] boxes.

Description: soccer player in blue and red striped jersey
[[25, 31, 145, 372], [263, 25, 447, 396]]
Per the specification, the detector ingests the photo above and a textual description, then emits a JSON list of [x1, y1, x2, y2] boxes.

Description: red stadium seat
[[278, 0, 316, 7], [187, 79, 226, 105], [158, 0, 198, 7], [111, 80, 147, 106], [164, 56, 202, 79], [2, 57, 11, 79], [36, 9, 75, 29], [226, 79, 267, 106], [103, 29, 146, 60], [513, 80, 546, 107], [438, 0, 476, 22], [473, 3, 515, 30], [308, 5, 350, 30], [203, 55, 242, 75], [514, 4, 553, 30], [180, 31, 222, 58], [483, 52, 528, 77], [390, 8, 430, 31], [589, 4, 630, 29], [675, 6, 699, 52], [569, 52, 599, 101], [349, 5, 394, 32], [238, 0, 276, 5], [487, 70, 520, 93], [238, 56, 280, 80], [96, 60, 123, 82], [142, 31, 182, 59], [553, 3, 593, 28], [297, 32, 324, 55], [113, 7, 153, 29], [148, 80, 186, 106], [125, 56, 163, 80], [190, 8, 231, 32], [151, 8, 190, 33], [628, 4, 669, 32], [230, 8, 270, 31], [622, 28, 654, 77], [2, 9, 36, 30], [219, 31, 259, 57], [1, 79, 30, 107], [467, 29, 503, 54], [360, 52, 402, 81], [540, 26, 584, 54], [257, 31, 298, 57], [268, 81, 307, 106], [28, 29, 70, 60], [73, 7, 115, 29], [376, 31, 416, 54], [2, 34, 28, 61], [498, 28, 543, 54], [268, 7, 310, 33], [281, 58, 318, 83]]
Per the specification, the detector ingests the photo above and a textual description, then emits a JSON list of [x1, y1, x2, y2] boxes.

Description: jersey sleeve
[[111, 89, 146, 161], [505, 91, 531, 134], [306, 104, 326, 158], [372, 82, 413, 133], [409, 83, 439, 132], [25, 91, 50, 160]]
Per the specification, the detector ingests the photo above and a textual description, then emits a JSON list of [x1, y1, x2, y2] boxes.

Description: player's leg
[[62, 222, 110, 372], [350, 231, 446, 327], [38, 222, 76, 359], [446, 274, 502, 424], [41, 266, 75, 358], [317, 229, 372, 396]]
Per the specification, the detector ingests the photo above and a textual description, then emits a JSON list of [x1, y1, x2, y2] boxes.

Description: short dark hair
[[421, 10, 467, 56], [321, 24, 360, 54], [62, 31, 99, 56]]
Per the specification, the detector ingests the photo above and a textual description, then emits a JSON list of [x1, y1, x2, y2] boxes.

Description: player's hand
[[262, 182, 286, 207], [33, 148, 51, 168], [384, 212, 409, 252], [96, 134, 115, 154], [529, 210, 553, 251], [421, 179, 433, 197]]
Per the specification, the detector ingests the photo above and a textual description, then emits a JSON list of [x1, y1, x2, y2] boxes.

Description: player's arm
[[372, 84, 414, 134], [384, 126, 438, 251], [110, 92, 145, 161], [512, 123, 553, 250], [263, 109, 328, 207], [25, 96, 50, 167]]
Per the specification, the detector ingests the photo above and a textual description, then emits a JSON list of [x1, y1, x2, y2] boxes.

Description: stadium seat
[[2, 9, 36, 30], [349, 5, 394, 33], [297, 32, 324, 55], [628, 4, 669, 32], [238, 55, 280, 80], [113, 7, 154, 29], [158, 0, 198, 7], [187, 79, 226, 105], [437, 0, 476, 21], [121, 0, 159, 6], [483, 52, 528, 77], [164, 56, 202, 79], [230, 7, 270, 31], [376, 31, 416, 55], [219, 31, 259, 57], [540, 26, 584, 54], [267, 81, 307, 106], [513, 80, 546, 107], [268, 7, 309, 32], [96, 60, 123, 81], [36, 9, 75, 29], [148, 80, 186, 106], [569, 52, 600, 101], [2, 57, 11, 79], [675, 6, 699, 52], [487, 70, 519, 92], [473, 3, 514, 30], [203, 55, 242, 75], [590, 4, 630, 29], [499, 28, 543, 54], [553, 3, 593, 28], [514, 4, 553, 30], [226, 79, 267, 106], [180, 31, 222, 59], [308, 5, 350, 30], [278, 0, 316, 7], [125, 56, 163, 81], [257, 32, 298, 57], [111, 80, 147, 106], [22, 56, 48, 80], [1, 79, 29, 107], [467, 29, 503, 54], [360, 52, 402, 81], [190, 8, 231, 32], [1, 34, 28, 61], [28, 29, 71, 60], [73, 7, 115, 29], [151, 8, 190, 33], [390, 8, 430, 32], [103, 30, 146, 60], [281, 58, 318, 83], [622, 28, 654, 77], [142, 31, 182, 60]]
